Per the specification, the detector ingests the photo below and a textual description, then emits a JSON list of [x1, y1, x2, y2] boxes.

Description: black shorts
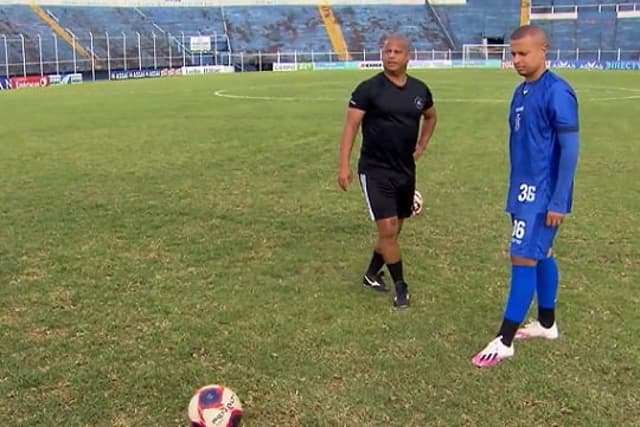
[[358, 171, 415, 221]]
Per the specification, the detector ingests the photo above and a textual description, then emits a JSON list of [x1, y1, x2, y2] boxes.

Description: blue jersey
[[506, 70, 579, 215]]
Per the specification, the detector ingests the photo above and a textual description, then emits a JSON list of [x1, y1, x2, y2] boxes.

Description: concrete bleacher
[[223, 6, 330, 53], [43, 5, 167, 69], [0, 5, 76, 75], [333, 5, 450, 53], [432, 0, 521, 47], [531, 1, 640, 60], [136, 6, 226, 36], [615, 17, 640, 59]]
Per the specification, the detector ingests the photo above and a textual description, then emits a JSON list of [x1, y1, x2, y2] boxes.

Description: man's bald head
[[383, 34, 411, 52], [509, 24, 549, 81], [510, 25, 549, 49], [381, 33, 411, 76]]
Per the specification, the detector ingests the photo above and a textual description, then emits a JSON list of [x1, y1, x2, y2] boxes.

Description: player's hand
[[413, 145, 426, 160], [546, 211, 565, 227], [337, 167, 353, 191]]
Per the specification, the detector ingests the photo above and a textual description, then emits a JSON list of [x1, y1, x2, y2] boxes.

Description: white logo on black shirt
[[414, 96, 424, 110]]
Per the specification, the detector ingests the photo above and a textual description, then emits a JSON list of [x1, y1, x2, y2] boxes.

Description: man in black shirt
[[337, 34, 437, 308]]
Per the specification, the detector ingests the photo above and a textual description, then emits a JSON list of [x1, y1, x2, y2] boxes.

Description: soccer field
[[1, 69, 639, 426]]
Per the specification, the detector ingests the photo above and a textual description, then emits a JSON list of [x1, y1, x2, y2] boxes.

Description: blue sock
[[537, 257, 559, 328], [504, 265, 537, 322], [498, 265, 537, 346]]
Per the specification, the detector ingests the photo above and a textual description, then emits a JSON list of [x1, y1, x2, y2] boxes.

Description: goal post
[[462, 44, 510, 66]]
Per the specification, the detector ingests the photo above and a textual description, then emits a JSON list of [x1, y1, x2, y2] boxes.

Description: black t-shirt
[[349, 72, 433, 176]]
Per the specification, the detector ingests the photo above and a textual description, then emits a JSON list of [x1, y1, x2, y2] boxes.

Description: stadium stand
[[431, 0, 521, 48], [530, 1, 640, 60], [332, 4, 452, 53], [0, 0, 638, 76]]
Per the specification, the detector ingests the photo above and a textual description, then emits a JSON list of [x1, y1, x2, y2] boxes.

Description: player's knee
[[376, 217, 399, 240], [511, 255, 537, 267]]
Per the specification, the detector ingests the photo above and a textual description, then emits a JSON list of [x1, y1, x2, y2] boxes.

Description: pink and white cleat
[[515, 320, 559, 341], [471, 336, 514, 368]]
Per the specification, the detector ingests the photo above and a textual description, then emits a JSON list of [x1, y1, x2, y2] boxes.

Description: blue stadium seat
[[332, 5, 450, 53], [223, 6, 330, 54], [0, 5, 75, 75], [432, 0, 521, 47]]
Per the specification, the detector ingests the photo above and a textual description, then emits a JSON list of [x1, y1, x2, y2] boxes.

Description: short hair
[[382, 33, 412, 52], [510, 24, 549, 48]]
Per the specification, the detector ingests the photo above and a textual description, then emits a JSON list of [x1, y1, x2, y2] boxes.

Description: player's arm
[[547, 85, 580, 225], [414, 106, 437, 160], [414, 88, 437, 160], [338, 83, 369, 191], [337, 107, 365, 191]]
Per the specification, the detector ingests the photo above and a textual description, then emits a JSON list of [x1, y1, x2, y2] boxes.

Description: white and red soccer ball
[[188, 384, 243, 427]]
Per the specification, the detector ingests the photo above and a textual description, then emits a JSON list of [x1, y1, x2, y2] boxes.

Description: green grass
[[1, 69, 639, 426]]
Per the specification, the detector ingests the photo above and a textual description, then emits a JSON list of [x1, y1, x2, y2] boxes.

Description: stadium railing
[[1, 30, 639, 78]]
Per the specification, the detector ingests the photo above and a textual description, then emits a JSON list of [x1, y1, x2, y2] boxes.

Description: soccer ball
[[412, 190, 424, 216], [187, 384, 243, 427]]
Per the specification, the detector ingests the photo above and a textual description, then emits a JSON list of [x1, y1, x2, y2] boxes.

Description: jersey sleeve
[[549, 84, 579, 133], [348, 81, 371, 111], [422, 84, 434, 111]]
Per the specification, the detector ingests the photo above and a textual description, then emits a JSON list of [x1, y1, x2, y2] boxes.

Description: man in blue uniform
[[337, 34, 437, 308], [472, 25, 580, 368]]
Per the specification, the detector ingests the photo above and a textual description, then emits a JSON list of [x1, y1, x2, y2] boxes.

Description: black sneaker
[[393, 282, 410, 309], [362, 271, 390, 292]]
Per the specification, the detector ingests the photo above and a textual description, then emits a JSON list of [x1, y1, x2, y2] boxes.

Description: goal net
[[462, 44, 510, 66]]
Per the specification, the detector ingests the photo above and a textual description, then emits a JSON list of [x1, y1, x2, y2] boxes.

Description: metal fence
[[1, 30, 639, 78], [0, 32, 231, 78]]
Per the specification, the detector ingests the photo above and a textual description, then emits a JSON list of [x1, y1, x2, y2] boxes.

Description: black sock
[[538, 308, 555, 328], [387, 261, 404, 284], [366, 251, 385, 276], [497, 319, 520, 347]]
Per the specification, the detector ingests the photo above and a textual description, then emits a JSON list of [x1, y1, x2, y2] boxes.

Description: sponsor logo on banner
[[579, 61, 604, 70], [314, 62, 347, 70], [297, 62, 314, 71], [10, 76, 50, 89], [111, 68, 183, 80], [160, 68, 182, 77], [49, 73, 83, 85], [408, 60, 453, 69], [64, 73, 83, 84], [359, 61, 383, 70], [502, 60, 551, 69], [605, 61, 640, 70], [272, 63, 314, 72], [273, 63, 297, 72], [111, 69, 162, 80], [544, 60, 640, 71], [49, 75, 62, 85], [0, 77, 10, 90], [181, 65, 234, 75], [454, 59, 502, 68], [549, 60, 576, 69]]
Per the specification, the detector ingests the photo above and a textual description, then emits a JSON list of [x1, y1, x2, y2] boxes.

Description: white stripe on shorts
[[359, 173, 375, 221]]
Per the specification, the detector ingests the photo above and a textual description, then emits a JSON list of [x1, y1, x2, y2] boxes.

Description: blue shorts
[[510, 213, 559, 260]]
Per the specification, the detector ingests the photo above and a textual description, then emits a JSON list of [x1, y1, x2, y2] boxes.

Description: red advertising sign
[[10, 76, 50, 89]]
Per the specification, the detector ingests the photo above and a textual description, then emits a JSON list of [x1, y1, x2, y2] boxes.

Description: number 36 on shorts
[[512, 219, 527, 240], [509, 214, 559, 260]]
